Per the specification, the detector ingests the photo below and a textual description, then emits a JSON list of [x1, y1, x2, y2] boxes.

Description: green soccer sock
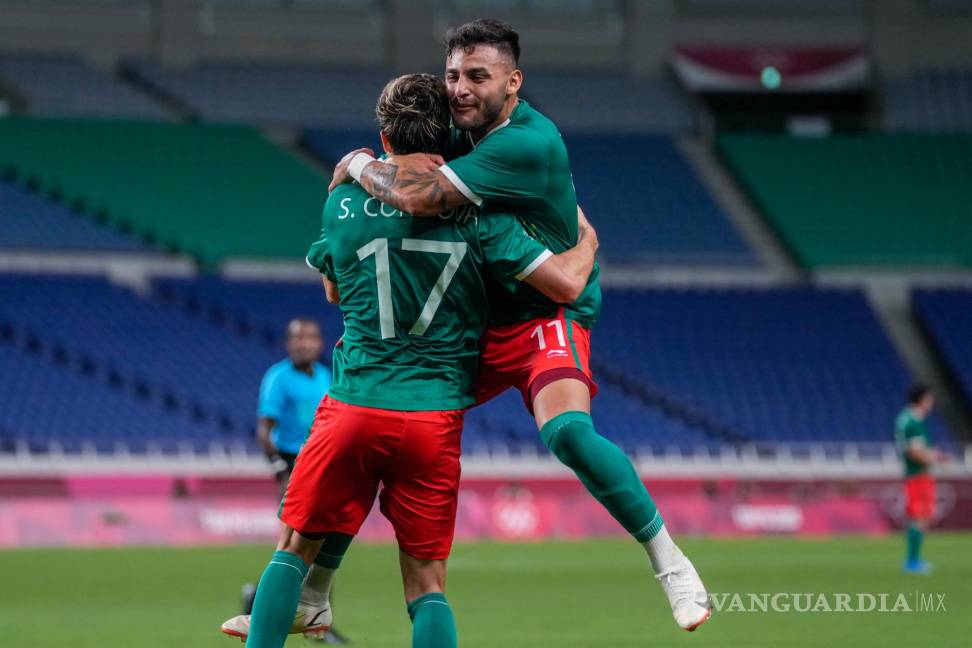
[[906, 524, 924, 562], [407, 592, 457, 648], [246, 550, 309, 648], [540, 411, 664, 542]]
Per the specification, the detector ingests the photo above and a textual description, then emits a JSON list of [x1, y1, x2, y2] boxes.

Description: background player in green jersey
[[895, 384, 949, 574], [230, 73, 598, 648], [329, 19, 711, 631]]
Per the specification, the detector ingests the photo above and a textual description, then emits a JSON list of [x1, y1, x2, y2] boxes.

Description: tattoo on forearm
[[397, 170, 452, 213], [362, 163, 400, 205], [361, 164, 459, 214]]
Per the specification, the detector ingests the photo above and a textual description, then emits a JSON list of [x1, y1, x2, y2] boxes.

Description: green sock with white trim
[[540, 411, 665, 542], [246, 550, 308, 648], [407, 592, 457, 648]]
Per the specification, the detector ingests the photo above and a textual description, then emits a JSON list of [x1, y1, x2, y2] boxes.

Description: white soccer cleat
[[219, 599, 332, 642], [655, 555, 712, 632]]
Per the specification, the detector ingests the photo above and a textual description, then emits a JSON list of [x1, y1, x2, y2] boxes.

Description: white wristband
[[348, 152, 376, 182]]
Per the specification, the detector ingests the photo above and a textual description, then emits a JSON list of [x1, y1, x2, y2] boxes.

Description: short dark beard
[[458, 94, 507, 141]]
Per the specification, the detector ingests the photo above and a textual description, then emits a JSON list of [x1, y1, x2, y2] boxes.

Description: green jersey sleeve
[[440, 127, 548, 208], [904, 419, 927, 446], [305, 202, 337, 280], [477, 214, 552, 293]]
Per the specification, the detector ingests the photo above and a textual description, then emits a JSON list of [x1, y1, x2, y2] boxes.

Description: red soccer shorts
[[904, 473, 936, 520], [475, 308, 598, 411], [280, 396, 464, 560]]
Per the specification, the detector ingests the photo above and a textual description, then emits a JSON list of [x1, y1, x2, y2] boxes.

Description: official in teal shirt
[[257, 319, 331, 473]]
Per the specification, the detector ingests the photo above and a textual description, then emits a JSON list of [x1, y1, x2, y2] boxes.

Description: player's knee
[[279, 529, 323, 566], [400, 553, 446, 601], [541, 413, 596, 468]]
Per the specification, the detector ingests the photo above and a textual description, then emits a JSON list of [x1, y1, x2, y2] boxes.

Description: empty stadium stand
[[0, 178, 156, 252], [300, 129, 754, 265], [151, 276, 344, 354], [124, 61, 392, 128], [594, 287, 950, 444], [300, 128, 382, 167], [884, 69, 972, 131], [0, 117, 327, 266], [719, 133, 972, 267], [564, 133, 755, 264], [0, 54, 169, 120], [0, 274, 281, 452], [522, 73, 698, 133], [1, 273, 947, 454], [914, 289, 972, 414]]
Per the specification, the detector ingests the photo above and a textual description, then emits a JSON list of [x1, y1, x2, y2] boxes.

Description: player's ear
[[379, 131, 394, 155], [508, 69, 523, 95]]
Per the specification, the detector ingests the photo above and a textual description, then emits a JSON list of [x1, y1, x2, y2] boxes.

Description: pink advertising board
[[1, 475, 971, 548]]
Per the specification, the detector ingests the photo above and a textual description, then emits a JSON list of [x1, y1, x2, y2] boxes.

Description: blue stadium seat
[[301, 128, 382, 167], [0, 274, 280, 446], [0, 54, 169, 120], [914, 289, 972, 412], [126, 61, 393, 128], [592, 287, 947, 443], [0, 179, 155, 252], [884, 68, 972, 131], [0, 277, 943, 454], [564, 133, 756, 264], [523, 73, 698, 133], [0, 344, 219, 453]]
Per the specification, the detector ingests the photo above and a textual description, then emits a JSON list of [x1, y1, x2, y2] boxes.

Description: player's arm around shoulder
[[524, 206, 597, 304], [329, 148, 466, 217], [480, 206, 596, 305]]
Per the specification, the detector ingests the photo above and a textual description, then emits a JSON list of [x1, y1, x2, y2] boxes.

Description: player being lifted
[[329, 19, 710, 631], [229, 73, 599, 648]]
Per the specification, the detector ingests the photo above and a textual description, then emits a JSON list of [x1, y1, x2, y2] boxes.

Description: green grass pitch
[[2, 534, 970, 647]]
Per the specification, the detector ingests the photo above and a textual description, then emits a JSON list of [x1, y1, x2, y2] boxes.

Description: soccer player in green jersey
[[895, 385, 947, 574], [228, 73, 598, 648], [329, 19, 711, 631]]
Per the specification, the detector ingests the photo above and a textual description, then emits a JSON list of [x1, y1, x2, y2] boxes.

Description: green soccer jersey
[[306, 182, 551, 412], [441, 100, 601, 328], [895, 408, 931, 477]]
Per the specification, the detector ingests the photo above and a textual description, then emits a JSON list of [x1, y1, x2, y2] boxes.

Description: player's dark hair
[[375, 73, 451, 155], [907, 384, 932, 405], [445, 18, 520, 65]]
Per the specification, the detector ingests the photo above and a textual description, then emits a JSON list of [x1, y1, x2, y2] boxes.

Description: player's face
[[286, 322, 323, 367], [921, 393, 935, 413], [445, 45, 518, 132]]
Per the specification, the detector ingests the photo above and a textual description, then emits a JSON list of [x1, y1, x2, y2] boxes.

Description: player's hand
[[329, 147, 376, 192], [384, 152, 446, 174], [268, 453, 290, 483], [577, 205, 598, 252]]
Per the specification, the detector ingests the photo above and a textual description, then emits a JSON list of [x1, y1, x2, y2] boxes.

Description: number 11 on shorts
[[530, 320, 566, 350]]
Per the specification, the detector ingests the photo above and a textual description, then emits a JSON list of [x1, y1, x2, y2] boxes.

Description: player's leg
[[533, 378, 666, 546], [244, 526, 323, 648], [526, 315, 709, 630], [903, 475, 935, 574], [400, 552, 456, 648], [379, 408, 463, 648], [222, 397, 381, 641], [242, 453, 299, 616], [532, 376, 709, 630]]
